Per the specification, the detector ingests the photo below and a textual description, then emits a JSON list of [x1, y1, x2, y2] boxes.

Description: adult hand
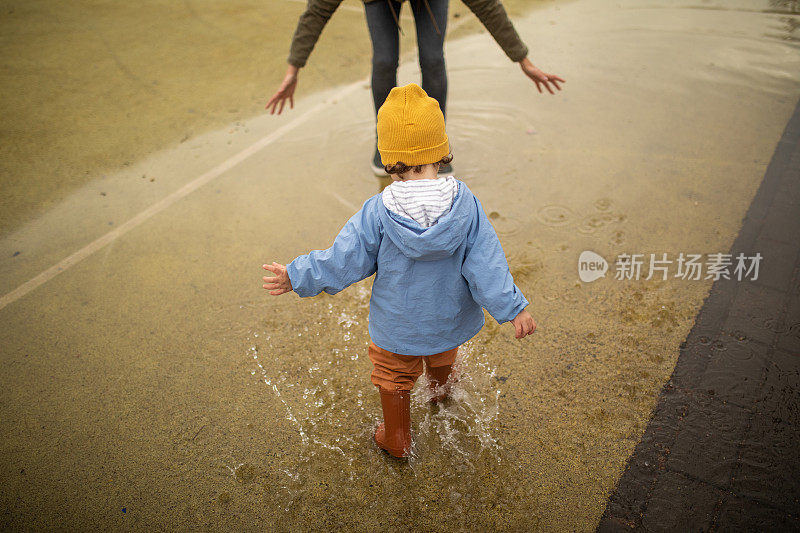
[[266, 64, 300, 115], [262, 262, 293, 295], [518, 57, 565, 95], [510, 309, 537, 339]]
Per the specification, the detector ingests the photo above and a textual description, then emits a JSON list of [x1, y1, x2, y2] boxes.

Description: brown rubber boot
[[426, 364, 454, 404], [374, 388, 411, 458]]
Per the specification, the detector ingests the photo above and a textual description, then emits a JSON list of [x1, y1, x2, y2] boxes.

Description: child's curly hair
[[384, 154, 453, 178]]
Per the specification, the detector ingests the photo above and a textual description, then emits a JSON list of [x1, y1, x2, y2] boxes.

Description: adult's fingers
[[266, 91, 281, 112], [513, 320, 522, 339], [269, 93, 289, 114]]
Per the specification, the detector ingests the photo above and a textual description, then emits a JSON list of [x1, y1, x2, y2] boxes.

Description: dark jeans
[[364, 0, 449, 119]]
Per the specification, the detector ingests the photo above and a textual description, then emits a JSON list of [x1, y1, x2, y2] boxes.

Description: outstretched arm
[[461, 0, 565, 94], [266, 0, 344, 114], [282, 197, 382, 298], [461, 0, 528, 62]]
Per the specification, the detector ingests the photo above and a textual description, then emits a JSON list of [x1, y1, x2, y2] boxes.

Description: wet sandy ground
[[1, 0, 800, 530], [0, 0, 532, 235]]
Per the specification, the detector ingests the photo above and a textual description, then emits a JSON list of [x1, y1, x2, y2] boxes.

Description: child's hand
[[510, 309, 537, 339], [262, 262, 293, 295]]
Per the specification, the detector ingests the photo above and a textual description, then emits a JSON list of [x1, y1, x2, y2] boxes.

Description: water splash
[[251, 343, 309, 446], [242, 300, 516, 524]]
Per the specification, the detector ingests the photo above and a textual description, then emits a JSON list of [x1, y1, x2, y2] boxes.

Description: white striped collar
[[381, 176, 458, 228]]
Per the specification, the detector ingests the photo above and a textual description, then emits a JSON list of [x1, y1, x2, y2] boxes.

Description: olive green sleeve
[[287, 0, 345, 68], [460, 0, 528, 62]]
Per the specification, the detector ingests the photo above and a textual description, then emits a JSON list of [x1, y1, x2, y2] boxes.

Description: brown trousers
[[368, 341, 459, 391]]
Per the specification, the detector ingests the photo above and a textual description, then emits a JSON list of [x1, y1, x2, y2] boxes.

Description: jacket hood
[[377, 180, 473, 261]]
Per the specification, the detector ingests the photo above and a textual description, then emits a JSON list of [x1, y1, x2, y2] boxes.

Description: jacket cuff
[[287, 54, 306, 69], [286, 260, 309, 297], [508, 44, 528, 63], [500, 293, 529, 324]]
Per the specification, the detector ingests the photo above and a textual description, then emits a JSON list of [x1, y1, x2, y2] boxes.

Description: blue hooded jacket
[[286, 180, 529, 355]]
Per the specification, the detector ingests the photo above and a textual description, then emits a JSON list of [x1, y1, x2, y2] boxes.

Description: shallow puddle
[[0, 0, 798, 530]]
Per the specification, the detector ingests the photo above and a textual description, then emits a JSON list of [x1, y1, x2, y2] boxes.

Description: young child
[[262, 83, 536, 458]]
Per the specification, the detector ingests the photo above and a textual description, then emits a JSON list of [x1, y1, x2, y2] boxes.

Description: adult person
[[267, 0, 564, 176]]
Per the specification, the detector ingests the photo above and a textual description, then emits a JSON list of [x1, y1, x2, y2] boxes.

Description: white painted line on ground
[[327, 190, 360, 212], [0, 82, 362, 312]]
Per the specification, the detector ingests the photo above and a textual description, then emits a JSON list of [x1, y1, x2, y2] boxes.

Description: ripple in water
[[535, 199, 627, 237], [594, 197, 612, 211], [536, 204, 575, 227], [784, 321, 800, 342], [577, 212, 627, 235], [488, 210, 524, 237]]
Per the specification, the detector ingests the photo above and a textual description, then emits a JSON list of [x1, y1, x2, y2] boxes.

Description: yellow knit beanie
[[377, 83, 450, 166]]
